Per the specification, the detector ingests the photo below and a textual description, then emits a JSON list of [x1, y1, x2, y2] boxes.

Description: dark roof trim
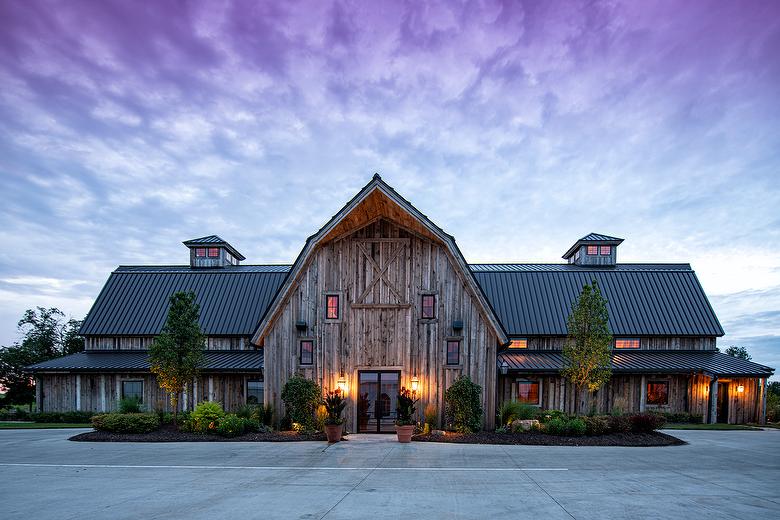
[[183, 235, 246, 261], [26, 350, 264, 373], [563, 233, 624, 259]]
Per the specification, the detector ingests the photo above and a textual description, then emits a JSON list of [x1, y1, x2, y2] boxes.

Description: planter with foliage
[[323, 389, 347, 442], [395, 387, 418, 442]]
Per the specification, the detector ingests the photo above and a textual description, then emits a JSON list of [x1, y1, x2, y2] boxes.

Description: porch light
[[737, 385, 745, 393], [500, 360, 509, 375], [337, 375, 348, 394], [411, 376, 419, 393]]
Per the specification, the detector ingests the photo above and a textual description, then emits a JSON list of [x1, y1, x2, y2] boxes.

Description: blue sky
[[0, 0, 778, 375]]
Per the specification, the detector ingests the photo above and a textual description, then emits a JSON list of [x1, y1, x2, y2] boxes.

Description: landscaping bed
[[70, 423, 327, 442], [413, 430, 685, 447]]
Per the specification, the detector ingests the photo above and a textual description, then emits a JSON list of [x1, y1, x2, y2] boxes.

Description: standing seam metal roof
[[27, 350, 263, 372]]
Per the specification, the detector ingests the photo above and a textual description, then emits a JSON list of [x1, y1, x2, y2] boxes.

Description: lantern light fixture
[[337, 374, 348, 394], [411, 376, 419, 393], [737, 385, 745, 393], [500, 360, 509, 375]]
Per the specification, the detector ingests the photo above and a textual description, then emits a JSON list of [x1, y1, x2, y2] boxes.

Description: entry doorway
[[717, 382, 730, 423], [357, 371, 400, 433]]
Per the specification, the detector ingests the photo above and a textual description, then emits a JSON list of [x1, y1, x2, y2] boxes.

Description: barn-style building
[[28, 175, 774, 428]]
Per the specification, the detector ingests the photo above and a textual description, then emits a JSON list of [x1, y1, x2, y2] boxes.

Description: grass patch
[[748, 422, 780, 429], [663, 423, 761, 431], [0, 422, 92, 429]]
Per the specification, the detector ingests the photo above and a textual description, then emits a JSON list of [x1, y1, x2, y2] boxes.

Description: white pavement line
[[0, 462, 568, 471]]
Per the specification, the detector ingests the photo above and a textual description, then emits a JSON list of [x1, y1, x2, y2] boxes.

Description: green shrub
[[535, 409, 567, 423], [323, 389, 347, 425], [568, 418, 586, 436], [545, 417, 568, 435], [396, 387, 419, 426], [424, 403, 438, 429], [444, 376, 483, 433], [191, 401, 225, 433], [629, 413, 665, 433], [607, 414, 631, 433], [118, 396, 143, 414], [30, 411, 95, 423], [92, 413, 160, 433], [280, 376, 321, 431], [583, 415, 610, 436], [216, 414, 245, 437], [498, 401, 538, 426]]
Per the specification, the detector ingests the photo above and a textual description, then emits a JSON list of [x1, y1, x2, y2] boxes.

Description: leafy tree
[[562, 281, 613, 398], [280, 375, 321, 431], [148, 292, 205, 424], [723, 345, 751, 361], [444, 375, 483, 433], [0, 307, 84, 408]]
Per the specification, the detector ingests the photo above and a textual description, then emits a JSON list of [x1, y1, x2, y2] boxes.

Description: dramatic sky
[[0, 1, 778, 375]]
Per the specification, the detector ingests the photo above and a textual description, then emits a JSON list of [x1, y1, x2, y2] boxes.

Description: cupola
[[562, 233, 623, 266], [183, 235, 245, 268]]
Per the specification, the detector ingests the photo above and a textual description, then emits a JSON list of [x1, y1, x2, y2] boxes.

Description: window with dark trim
[[508, 338, 527, 349], [207, 247, 220, 258], [247, 380, 264, 404], [599, 245, 611, 255], [325, 295, 340, 320], [647, 380, 668, 405], [615, 338, 640, 349], [586, 245, 599, 255], [516, 380, 540, 406], [446, 340, 460, 365], [195, 248, 206, 257], [121, 380, 143, 403], [421, 294, 436, 319], [300, 340, 314, 365]]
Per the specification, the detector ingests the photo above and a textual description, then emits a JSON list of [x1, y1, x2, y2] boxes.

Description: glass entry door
[[357, 371, 400, 433]]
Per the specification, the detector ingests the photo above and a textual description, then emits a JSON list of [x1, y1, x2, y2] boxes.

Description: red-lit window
[[300, 340, 313, 365], [517, 380, 540, 405], [325, 295, 339, 320], [421, 294, 436, 319], [600, 246, 611, 255], [195, 248, 206, 257], [207, 248, 219, 258], [446, 340, 460, 365], [509, 339, 527, 349], [647, 381, 668, 405], [615, 338, 640, 349], [587, 245, 599, 255]]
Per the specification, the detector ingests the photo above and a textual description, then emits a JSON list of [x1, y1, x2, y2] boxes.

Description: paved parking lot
[[1, 428, 779, 519]]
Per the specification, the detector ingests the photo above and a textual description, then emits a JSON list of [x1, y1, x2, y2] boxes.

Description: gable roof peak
[[580, 232, 624, 242]]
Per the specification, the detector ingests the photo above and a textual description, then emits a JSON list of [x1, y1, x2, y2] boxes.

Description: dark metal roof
[[469, 263, 691, 272], [472, 264, 724, 336], [182, 235, 245, 261], [563, 233, 625, 259], [498, 350, 774, 377], [79, 266, 287, 336], [27, 350, 263, 372]]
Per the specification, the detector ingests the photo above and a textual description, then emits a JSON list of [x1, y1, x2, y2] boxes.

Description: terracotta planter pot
[[396, 424, 415, 443], [325, 424, 342, 443]]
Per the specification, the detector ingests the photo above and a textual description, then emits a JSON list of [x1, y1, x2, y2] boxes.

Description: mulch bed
[[413, 431, 685, 447], [70, 424, 327, 442]]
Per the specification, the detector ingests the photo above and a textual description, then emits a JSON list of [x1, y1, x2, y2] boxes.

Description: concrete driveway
[[1, 428, 778, 519]]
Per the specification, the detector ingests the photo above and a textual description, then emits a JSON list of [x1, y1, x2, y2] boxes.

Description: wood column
[[639, 375, 647, 412], [100, 375, 107, 412], [708, 376, 718, 424], [75, 374, 81, 411], [760, 378, 767, 425], [35, 376, 42, 412]]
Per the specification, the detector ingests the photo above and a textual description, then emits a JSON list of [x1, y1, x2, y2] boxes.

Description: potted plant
[[395, 387, 418, 443], [323, 388, 346, 442]]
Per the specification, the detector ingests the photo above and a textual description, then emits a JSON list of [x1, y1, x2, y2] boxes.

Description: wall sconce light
[[411, 376, 419, 393], [295, 320, 307, 331], [337, 374, 348, 394], [500, 360, 509, 375], [737, 385, 745, 393]]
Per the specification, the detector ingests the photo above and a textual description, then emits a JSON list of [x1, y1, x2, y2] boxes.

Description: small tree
[[148, 292, 205, 424], [723, 346, 751, 361], [280, 375, 321, 431], [444, 375, 483, 433], [562, 281, 613, 407]]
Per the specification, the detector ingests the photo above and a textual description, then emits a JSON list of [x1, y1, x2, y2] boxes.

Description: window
[[508, 338, 527, 349], [600, 245, 611, 255], [516, 380, 540, 406], [207, 247, 219, 258], [300, 340, 313, 365], [615, 338, 640, 349], [587, 245, 599, 255], [446, 340, 460, 365], [647, 380, 669, 405], [195, 248, 206, 257], [421, 294, 436, 319], [121, 380, 143, 403], [247, 380, 264, 404], [325, 294, 340, 320], [226, 252, 234, 265]]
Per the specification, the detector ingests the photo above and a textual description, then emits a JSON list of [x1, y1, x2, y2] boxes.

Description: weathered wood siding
[[263, 219, 499, 430], [38, 373, 258, 413], [497, 373, 763, 424], [85, 336, 252, 351], [513, 336, 717, 351]]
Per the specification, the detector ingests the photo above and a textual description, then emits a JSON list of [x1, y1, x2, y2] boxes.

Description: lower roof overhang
[[498, 350, 775, 379], [26, 350, 264, 374]]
